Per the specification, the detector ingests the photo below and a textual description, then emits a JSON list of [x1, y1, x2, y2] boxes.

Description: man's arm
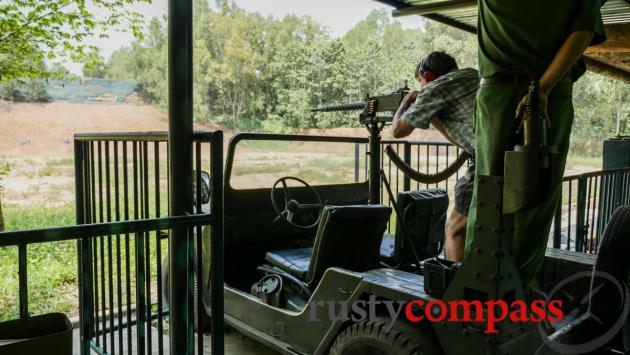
[[392, 91, 418, 138], [516, 30, 595, 121], [540, 31, 595, 94]]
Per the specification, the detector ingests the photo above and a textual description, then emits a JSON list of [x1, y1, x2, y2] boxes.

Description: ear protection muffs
[[417, 56, 438, 83], [422, 70, 437, 82]]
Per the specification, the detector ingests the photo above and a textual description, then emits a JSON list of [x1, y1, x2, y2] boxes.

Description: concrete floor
[[72, 325, 279, 354]]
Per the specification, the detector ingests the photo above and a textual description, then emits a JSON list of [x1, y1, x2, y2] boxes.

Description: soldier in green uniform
[[466, 0, 607, 286]]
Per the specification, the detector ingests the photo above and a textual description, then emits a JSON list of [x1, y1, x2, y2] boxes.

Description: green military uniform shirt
[[478, 0, 606, 81]]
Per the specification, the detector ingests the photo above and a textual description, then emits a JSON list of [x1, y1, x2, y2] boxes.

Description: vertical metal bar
[[403, 142, 411, 192], [195, 143, 203, 354], [85, 141, 96, 345], [168, 0, 195, 351], [105, 142, 115, 354], [18, 244, 28, 320], [455, 146, 460, 182], [123, 142, 132, 353], [591, 176, 599, 252], [210, 131, 225, 355], [585, 177, 594, 252], [567, 180, 573, 250], [424, 145, 430, 189], [395, 144, 399, 204], [354, 143, 360, 183], [143, 141, 152, 355], [134, 141, 146, 355], [445, 145, 450, 193], [90, 142, 100, 348], [75, 140, 92, 355], [575, 177, 587, 252], [553, 198, 561, 249], [98, 141, 106, 351], [113, 141, 123, 355], [368, 124, 381, 204], [155, 141, 164, 355], [416, 144, 420, 190]]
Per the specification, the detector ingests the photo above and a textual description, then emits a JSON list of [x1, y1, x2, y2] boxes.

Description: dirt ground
[[0, 101, 223, 157], [0, 102, 446, 159]]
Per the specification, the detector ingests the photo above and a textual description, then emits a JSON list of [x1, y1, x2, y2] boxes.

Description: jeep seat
[[264, 205, 392, 285], [380, 189, 448, 266]]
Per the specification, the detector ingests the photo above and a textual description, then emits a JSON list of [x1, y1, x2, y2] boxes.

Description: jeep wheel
[[161, 256, 212, 332], [592, 206, 630, 352], [329, 318, 441, 355]]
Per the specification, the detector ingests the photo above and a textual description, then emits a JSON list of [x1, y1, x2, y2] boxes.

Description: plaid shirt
[[401, 67, 478, 156]]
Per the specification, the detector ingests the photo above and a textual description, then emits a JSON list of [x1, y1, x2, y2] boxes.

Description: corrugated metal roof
[[379, 0, 630, 28], [374, 0, 630, 82]]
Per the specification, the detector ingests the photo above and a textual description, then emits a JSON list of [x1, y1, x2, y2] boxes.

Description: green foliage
[[0, 79, 51, 102], [98, 0, 625, 144], [0, 81, 24, 101], [0, 0, 150, 81], [102, 4, 479, 132], [24, 79, 51, 102], [572, 71, 630, 157]]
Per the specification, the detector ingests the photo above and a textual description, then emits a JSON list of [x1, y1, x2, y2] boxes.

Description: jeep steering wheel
[[271, 176, 323, 229]]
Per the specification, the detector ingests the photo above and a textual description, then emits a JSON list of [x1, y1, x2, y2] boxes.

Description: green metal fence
[[74, 131, 224, 354], [553, 167, 630, 253], [0, 130, 224, 355]]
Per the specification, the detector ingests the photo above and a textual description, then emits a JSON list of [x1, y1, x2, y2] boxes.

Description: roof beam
[[422, 13, 477, 33], [585, 57, 630, 84], [373, 0, 409, 8], [392, 0, 477, 17]]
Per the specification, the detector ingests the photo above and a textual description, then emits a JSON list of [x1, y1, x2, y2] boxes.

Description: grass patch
[[0, 203, 170, 322], [241, 140, 291, 152], [0, 204, 77, 321]]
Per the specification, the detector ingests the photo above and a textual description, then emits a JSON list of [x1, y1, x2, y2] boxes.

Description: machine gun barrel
[[310, 102, 366, 112]]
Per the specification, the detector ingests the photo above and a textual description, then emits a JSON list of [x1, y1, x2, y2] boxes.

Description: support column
[[168, 0, 194, 353]]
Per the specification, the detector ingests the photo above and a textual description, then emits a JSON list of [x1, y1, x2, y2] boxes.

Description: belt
[[479, 74, 531, 86]]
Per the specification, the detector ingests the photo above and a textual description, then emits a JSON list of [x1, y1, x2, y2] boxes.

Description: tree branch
[[0, 3, 72, 45]]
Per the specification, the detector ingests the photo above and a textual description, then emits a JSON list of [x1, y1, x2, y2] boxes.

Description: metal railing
[[0, 130, 224, 355], [552, 167, 630, 253], [358, 141, 630, 253], [73, 130, 224, 355]]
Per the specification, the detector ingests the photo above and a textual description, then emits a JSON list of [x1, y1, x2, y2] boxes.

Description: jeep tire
[[161, 256, 212, 332], [593, 206, 630, 353], [329, 317, 441, 355]]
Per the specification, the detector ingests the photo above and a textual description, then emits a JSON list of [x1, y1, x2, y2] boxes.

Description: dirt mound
[[0, 102, 217, 157]]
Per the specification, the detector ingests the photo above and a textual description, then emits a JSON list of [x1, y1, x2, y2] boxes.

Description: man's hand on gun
[[515, 91, 549, 134], [400, 90, 419, 112]]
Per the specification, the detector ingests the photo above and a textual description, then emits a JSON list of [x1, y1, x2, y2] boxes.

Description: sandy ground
[[0, 101, 447, 159], [0, 101, 222, 157]]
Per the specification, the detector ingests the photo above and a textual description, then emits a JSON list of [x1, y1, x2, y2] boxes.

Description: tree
[[0, 0, 150, 81]]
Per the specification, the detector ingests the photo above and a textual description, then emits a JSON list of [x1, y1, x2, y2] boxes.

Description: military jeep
[[160, 130, 630, 355]]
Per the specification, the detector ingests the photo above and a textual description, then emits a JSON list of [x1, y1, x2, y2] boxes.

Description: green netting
[[46, 78, 140, 103], [0, 78, 140, 104]]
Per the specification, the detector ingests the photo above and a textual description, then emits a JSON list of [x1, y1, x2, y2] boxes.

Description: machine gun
[[311, 83, 410, 125], [310, 84, 410, 204]]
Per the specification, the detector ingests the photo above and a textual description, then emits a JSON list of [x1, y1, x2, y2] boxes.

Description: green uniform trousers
[[465, 80, 574, 286]]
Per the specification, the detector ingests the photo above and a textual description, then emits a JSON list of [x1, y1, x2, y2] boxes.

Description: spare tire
[[161, 256, 212, 332], [592, 206, 630, 352]]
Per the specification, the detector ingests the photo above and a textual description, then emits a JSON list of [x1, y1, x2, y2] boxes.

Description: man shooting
[[392, 51, 478, 262]]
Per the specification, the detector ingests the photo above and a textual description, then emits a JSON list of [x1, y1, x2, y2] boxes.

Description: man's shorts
[[454, 164, 474, 217]]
